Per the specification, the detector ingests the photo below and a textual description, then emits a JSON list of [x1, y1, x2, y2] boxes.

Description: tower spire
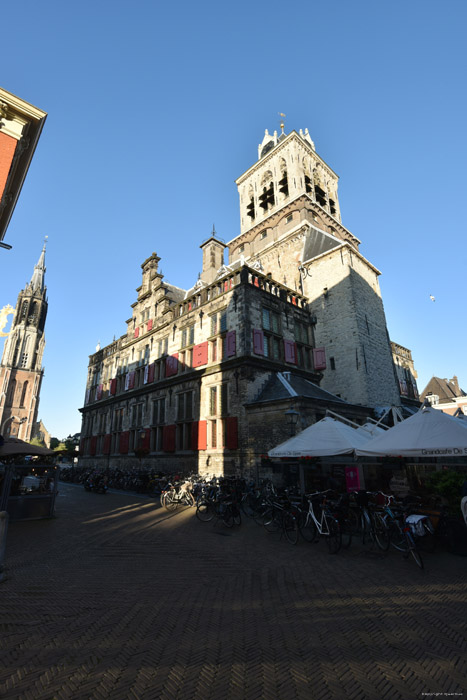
[[30, 237, 47, 292]]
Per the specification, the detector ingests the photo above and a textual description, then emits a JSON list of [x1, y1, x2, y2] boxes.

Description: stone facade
[[0, 244, 47, 440], [79, 126, 406, 477]]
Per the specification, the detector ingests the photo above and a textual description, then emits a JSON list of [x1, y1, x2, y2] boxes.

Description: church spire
[[30, 238, 47, 292]]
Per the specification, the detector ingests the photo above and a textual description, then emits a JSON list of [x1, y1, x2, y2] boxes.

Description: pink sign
[[345, 466, 360, 492]]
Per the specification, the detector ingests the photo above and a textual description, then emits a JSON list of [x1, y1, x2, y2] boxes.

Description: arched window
[[20, 300, 28, 321], [20, 381, 28, 408], [259, 171, 274, 212], [246, 185, 255, 221], [8, 379, 16, 405], [278, 158, 288, 199]]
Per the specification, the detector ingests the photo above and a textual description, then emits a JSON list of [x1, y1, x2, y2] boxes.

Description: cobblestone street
[[1, 483, 466, 700]]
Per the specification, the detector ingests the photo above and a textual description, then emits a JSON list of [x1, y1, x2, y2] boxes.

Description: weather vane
[[279, 113, 286, 133]]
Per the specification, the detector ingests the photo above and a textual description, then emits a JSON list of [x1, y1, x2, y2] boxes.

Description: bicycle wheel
[[299, 512, 317, 543], [254, 503, 271, 526], [223, 505, 234, 528], [263, 508, 281, 533], [196, 500, 214, 522], [163, 493, 178, 512], [389, 521, 407, 551], [373, 516, 390, 551], [339, 518, 353, 549], [283, 511, 299, 545], [406, 533, 424, 569], [326, 516, 342, 554], [241, 493, 256, 518], [232, 505, 242, 526], [348, 507, 361, 535]]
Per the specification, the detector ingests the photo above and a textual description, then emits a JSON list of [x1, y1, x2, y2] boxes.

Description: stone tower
[[229, 126, 400, 408], [0, 242, 48, 439]]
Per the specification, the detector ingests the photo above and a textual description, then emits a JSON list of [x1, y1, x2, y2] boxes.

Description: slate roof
[[249, 372, 348, 405], [420, 376, 466, 403], [302, 226, 342, 263]]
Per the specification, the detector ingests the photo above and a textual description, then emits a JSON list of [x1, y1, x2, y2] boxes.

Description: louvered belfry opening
[[278, 170, 289, 197], [314, 184, 327, 208], [246, 196, 255, 220], [329, 198, 336, 216], [259, 182, 275, 211], [304, 174, 313, 193]]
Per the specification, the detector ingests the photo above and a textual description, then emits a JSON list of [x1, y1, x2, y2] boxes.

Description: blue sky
[[1, 0, 466, 438]]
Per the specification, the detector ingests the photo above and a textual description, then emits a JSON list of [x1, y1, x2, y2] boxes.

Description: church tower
[[0, 242, 48, 440], [229, 125, 400, 409]]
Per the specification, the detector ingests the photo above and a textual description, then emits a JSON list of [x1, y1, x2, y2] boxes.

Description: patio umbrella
[[356, 407, 467, 457], [0, 437, 55, 458], [268, 417, 373, 458]]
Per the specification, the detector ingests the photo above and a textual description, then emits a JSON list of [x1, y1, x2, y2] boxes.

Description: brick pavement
[[0, 483, 466, 700]]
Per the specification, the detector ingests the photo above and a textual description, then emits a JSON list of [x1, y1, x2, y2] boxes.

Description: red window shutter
[[147, 319, 153, 332], [313, 347, 326, 370], [165, 354, 179, 378], [110, 378, 117, 395], [162, 425, 176, 452], [103, 434, 111, 455], [224, 280, 228, 292], [193, 341, 208, 368], [191, 420, 207, 450], [96, 384, 103, 400], [148, 362, 155, 383], [292, 296, 297, 306], [226, 330, 236, 357], [225, 417, 238, 449], [284, 340, 297, 364], [90, 436, 97, 456], [254, 277, 259, 287], [0, 132, 17, 200], [128, 371, 136, 389], [134, 327, 140, 338], [253, 329, 264, 355], [119, 431, 130, 454], [198, 420, 207, 450]]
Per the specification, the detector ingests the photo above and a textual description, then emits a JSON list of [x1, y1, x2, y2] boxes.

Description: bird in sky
[[430, 295, 435, 302]]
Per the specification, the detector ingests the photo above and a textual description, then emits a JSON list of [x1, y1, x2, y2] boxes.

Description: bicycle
[[300, 491, 342, 554], [349, 491, 390, 551], [162, 481, 195, 511], [262, 495, 300, 545]]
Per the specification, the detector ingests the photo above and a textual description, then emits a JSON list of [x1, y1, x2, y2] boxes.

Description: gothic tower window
[[314, 171, 327, 208], [278, 159, 289, 199], [20, 300, 28, 321], [303, 160, 313, 195], [246, 185, 255, 221], [8, 379, 16, 404], [259, 171, 275, 212], [20, 381, 28, 407]]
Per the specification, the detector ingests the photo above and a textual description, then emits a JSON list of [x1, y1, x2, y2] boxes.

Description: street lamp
[[1, 415, 26, 437], [285, 408, 300, 436]]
